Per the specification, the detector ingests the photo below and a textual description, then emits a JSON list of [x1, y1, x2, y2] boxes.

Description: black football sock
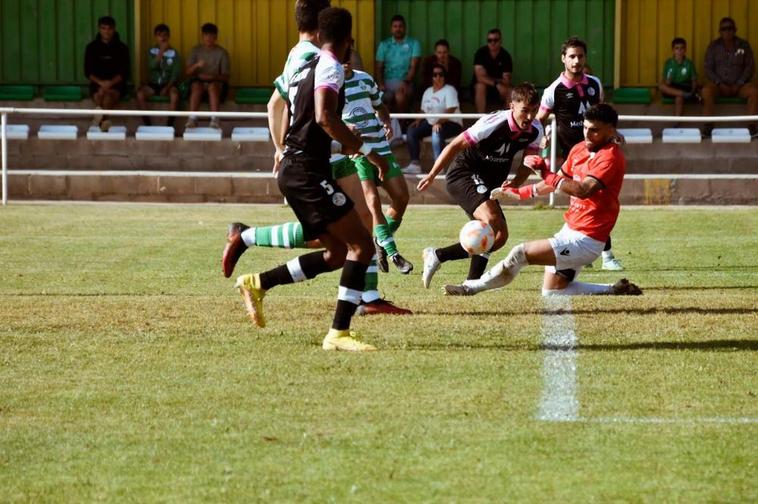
[[604, 236, 612, 252], [467, 254, 490, 280], [332, 260, 367, 331], [259, 251, 336, 290], [435, 243, 469, 263]]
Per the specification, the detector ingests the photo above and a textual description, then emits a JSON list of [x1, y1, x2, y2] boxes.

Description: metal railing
[[2, 106, 757, 206]]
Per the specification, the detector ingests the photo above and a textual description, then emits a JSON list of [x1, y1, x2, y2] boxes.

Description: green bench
[[662, 95, 746, 104], [43, 86, 83, 101], [611, 87, 652, 104], [235, 87, 274, 105], [0, 85, 35, 101]]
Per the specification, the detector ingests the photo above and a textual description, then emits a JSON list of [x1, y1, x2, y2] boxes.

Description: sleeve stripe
[[463, 130, 477, 146], [315, 83, 340, 93]]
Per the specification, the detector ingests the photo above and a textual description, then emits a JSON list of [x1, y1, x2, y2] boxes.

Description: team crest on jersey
[[588, 87, 596, 96], [332, 192, 347, 206], [566, 92, 573, 99], [348, 106, 371, 127], [476, 185, 488, 194]]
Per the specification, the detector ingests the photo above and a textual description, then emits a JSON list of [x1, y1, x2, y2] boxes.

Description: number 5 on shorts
[[320, 180, 335, 195]]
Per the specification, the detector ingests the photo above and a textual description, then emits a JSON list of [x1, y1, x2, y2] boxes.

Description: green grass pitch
[[1, 203, 756, 501]]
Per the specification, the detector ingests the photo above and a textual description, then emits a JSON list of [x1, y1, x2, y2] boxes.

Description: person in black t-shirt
[[417, 83, 543, 289], [84, 16, 130, 131], [472, 28, 513, 113]]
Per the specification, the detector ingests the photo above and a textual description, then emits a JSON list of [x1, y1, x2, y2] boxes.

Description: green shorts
[[330, 156, 358, 179], [355, 153, 402, 184]]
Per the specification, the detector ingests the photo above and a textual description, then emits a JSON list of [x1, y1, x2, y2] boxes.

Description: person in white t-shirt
[[403, 64, 463, 173]]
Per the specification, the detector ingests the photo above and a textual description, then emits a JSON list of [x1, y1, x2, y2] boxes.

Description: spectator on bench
[[136, 24, 182, 127], [185, 23, 230, 130], [421, 39, 463, 93], [660, 37, 700, 116], [702, 17, 757, 136], [84, 15, 130, 131], [403, 64, 463, 174], [472, 28, 512, 113], [375, 14, 421, 116]]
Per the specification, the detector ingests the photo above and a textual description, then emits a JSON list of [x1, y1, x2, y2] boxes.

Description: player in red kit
[[447, 103, 641, 297]]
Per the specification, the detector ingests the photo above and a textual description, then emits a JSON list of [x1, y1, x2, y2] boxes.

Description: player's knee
[[323, 245, 347, 268], [492, 229, 508, 250]]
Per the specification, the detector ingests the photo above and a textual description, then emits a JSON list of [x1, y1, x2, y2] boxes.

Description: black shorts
[[445, 164, 505, 219], [662, 82, 698, 102], [278, 156, 354, 240], [89, 82, 126, 98]]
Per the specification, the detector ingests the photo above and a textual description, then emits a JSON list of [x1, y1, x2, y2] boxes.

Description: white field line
[[537, 296, 579, 422], [536, 297, 758, 425]]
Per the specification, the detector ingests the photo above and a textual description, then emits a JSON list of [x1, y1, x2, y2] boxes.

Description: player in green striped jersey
[[343, 59, 412, 275]]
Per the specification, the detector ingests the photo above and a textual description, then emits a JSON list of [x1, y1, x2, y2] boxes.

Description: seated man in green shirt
[[136, 24, 182, 127], [659, 37, 700, 116], [374, 14, 421, 115]]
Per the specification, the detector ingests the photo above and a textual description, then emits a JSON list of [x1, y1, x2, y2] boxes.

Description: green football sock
[[374, 223, 398, 256], [385, 215, 401, 234], [363, 254, 380, 303], [251, 222, 306, 248]]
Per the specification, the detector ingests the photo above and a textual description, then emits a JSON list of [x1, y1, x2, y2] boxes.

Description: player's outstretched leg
[[444, 243, 528, 296], [222, 221, 317, 278], [541, 278, 642, 296], [235, 250, 342, 327]]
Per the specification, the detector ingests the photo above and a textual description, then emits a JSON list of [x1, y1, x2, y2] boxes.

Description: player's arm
[[267, 90, 289, 173], [536, 107, 551, 127], [373, 102, 393, 140], [316, 88, 388, 177], [417, 132, 468, 192]]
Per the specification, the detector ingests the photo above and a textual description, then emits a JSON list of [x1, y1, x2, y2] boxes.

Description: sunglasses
[[487, 38, 501, 43], [720, 26, 735, 32], [432, 72, 444, 77]]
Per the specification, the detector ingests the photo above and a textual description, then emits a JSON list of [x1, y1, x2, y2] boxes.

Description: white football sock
[[602, 250, 614, 261], [466, 243, 527, 293], [542, 281, 613, 296], [241, 227, 256, 246]]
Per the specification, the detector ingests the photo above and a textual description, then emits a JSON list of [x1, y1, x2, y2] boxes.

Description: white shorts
[[546, 224, 605, 276]]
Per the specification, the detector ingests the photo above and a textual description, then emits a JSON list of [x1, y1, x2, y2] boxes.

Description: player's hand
[[491, 185, 534, 201], [416, 174, 434, 192], [272, 149, 283, 175], [366, 151, 389, 180], [383, 120, 393, 141], [523, 155, 548, 177]]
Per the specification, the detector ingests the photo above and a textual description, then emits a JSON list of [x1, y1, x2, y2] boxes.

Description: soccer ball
[[459, 220, 495, 255]]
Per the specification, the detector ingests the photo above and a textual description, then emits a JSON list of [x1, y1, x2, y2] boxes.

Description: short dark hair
[[434, 39, 449, 49], [488, 28, 501, 37], [671, 37, 686, 48], [719, 17, 736, 28], [201, 23, 218, 35], [584, 103, 618, 127], [319, 7, 352, 45], [511, 82, 539, 107], [98, 16, 116, 27], [154, 23, 170, 35], [561, 36, 587, 56], [296, 0, 330, 33], [432, 64, 446, 77], [390, 14, 405, 25]]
